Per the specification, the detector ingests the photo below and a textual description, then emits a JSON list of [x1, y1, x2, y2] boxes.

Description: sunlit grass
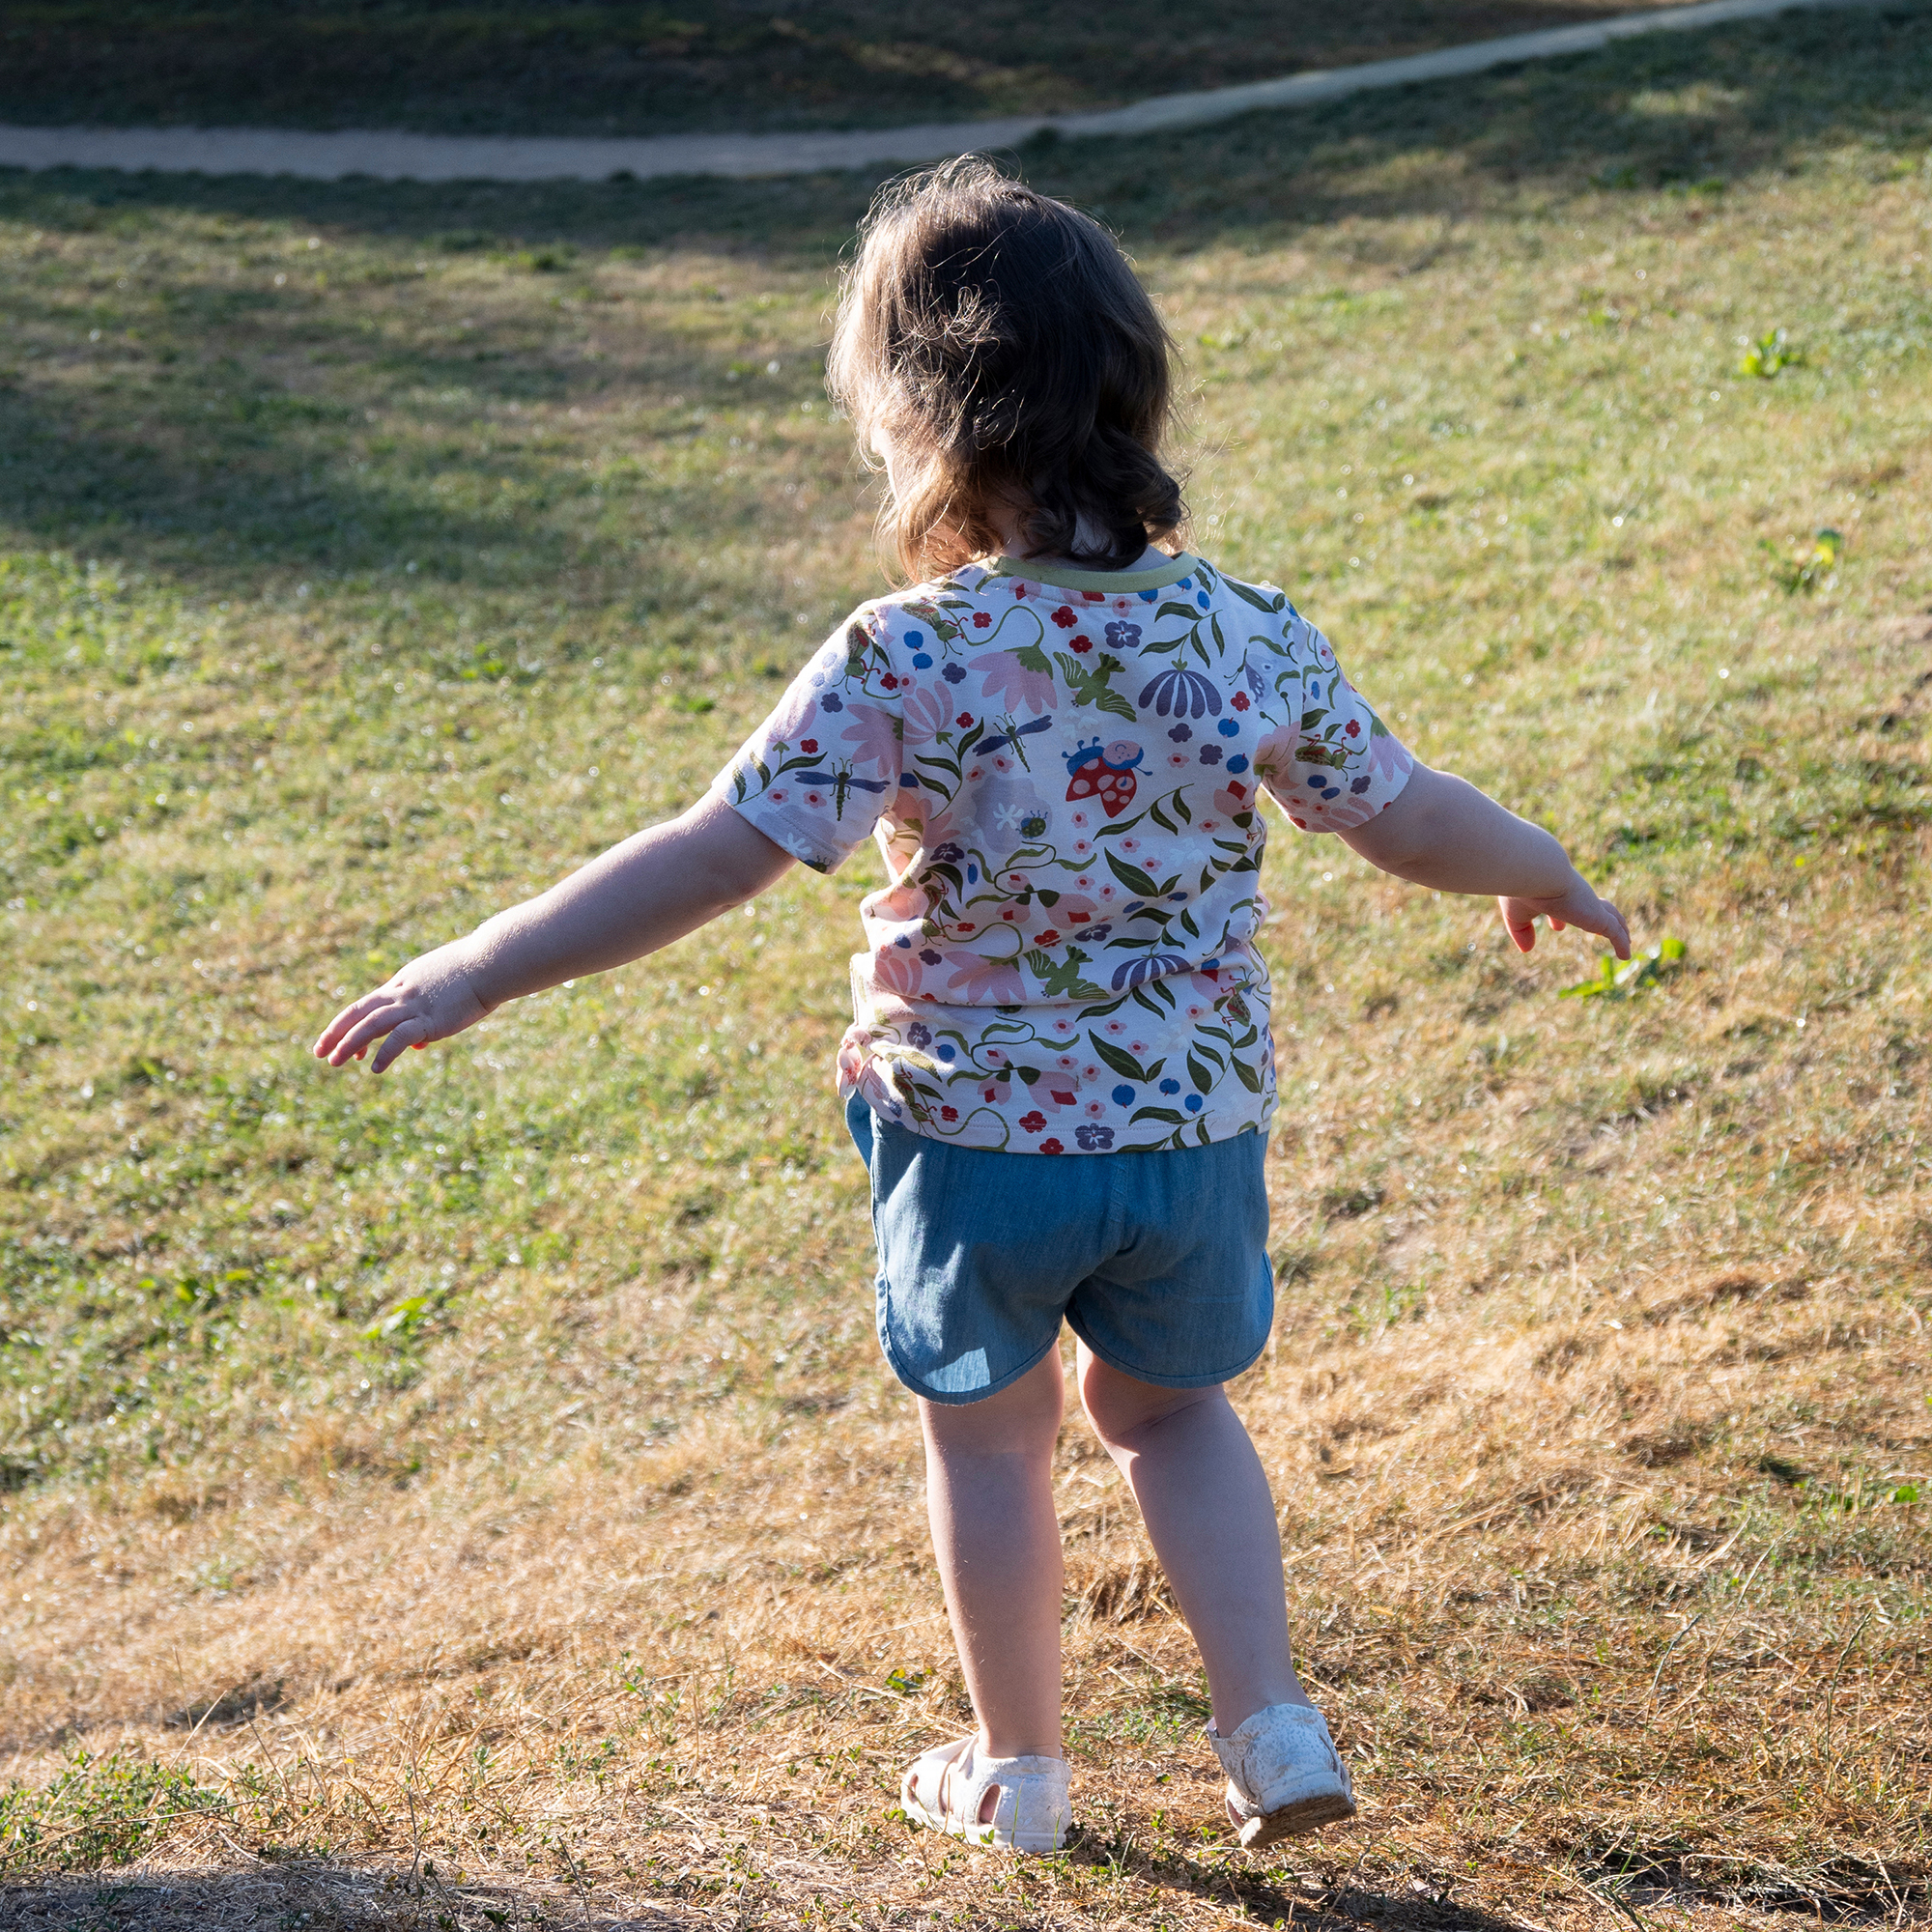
[[0, 6, 1928, 1925]]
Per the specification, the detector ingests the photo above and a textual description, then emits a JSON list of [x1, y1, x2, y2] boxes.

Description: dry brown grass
[[2, 951, 1927, 1927]]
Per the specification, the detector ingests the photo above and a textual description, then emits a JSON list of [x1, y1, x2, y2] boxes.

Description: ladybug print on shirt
[[714, 553, 1413, 1153], [1064, 738, 1144, 818]]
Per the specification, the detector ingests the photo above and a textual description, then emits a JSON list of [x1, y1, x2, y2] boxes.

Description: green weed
[[0, 1753, 227, 1874], [1737, 327, 1807, 378], [1761, 526, 1845, 593], [1559, 936, 1688, 1001]]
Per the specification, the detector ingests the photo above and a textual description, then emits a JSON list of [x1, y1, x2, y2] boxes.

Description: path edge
[[0, 0, 1900, 185]]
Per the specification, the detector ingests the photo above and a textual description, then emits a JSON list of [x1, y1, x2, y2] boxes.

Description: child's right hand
[[311, 941, 495, 1075], [1498, 876, 1631, 960]]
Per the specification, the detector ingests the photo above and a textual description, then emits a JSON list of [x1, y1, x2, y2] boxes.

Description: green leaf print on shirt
[[1104, 851, 1163, 898], [1227, 578, 1289, 614], [1089, 1035, 1162, 1083]]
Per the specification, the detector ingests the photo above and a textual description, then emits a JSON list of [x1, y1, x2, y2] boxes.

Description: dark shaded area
[[0, 1863, 677, 1930], [1571, 1845, 1930, 1921], [163, 1676, 288, 1729], [6, 4, 1929, 262], [0, 333, 568, 594], [2, 3, 1930, 599], [1071, 1830, 1545, 1931], [6, 0, 1723, 138], [0, 1861, 1624, 1932]]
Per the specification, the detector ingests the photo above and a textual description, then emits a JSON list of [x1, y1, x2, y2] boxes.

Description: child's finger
[[313, 992, 382, 1058], [1581, 899, 1630, 960], [326, 1003, 407, 1066], [370, 1015, 428, 1075]]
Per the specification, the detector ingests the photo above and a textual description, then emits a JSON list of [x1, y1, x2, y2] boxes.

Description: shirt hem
[[846, 1084, 1274, 1155]]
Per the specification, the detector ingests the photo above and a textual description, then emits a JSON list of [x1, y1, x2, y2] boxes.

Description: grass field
[[1, 5, 1930, 1927], [0, 0, 1716, 138]]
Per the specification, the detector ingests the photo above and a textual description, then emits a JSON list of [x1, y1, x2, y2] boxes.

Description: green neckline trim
[[985, 552, 1199, 593]]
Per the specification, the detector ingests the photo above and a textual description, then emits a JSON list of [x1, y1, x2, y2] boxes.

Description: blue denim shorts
[[845, 1094, 1273, 1406]]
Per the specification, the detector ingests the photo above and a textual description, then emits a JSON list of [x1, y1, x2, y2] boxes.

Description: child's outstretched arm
[[1336, 765, 1631, 960], [312, 794, 792, 1075]]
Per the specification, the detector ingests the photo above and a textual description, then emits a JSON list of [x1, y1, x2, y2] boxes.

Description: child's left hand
[[1498, 876, 1631, 959]]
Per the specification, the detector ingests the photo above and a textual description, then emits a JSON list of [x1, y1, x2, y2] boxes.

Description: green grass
[[0, 5, 1929, 1924], [5, 0, 1721, 136]]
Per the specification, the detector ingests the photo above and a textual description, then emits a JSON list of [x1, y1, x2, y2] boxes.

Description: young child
[[314, 156, 1629, 1857]]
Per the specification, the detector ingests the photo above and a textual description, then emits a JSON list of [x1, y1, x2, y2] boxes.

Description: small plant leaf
[[1737, 327, 1806, 378], [1561, 937, 1687, 1000], [1761, 526, 1843, 594]]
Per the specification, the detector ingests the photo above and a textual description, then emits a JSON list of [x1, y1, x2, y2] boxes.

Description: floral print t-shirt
[[712, 551, 1414, 1153]]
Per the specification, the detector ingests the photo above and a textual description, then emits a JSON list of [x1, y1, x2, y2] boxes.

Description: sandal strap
[[901, 1737, 1070, 1850], [904, 1736, 977, 1825], [952, 1748, 1038, 1833], [955, 1746, 1070, 1847]]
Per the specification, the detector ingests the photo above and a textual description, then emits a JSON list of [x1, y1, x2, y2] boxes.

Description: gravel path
[[0, 0, 1886, 185]]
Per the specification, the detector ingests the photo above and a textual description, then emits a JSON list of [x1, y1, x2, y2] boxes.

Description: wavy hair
[[828, 156, 1186, 581]]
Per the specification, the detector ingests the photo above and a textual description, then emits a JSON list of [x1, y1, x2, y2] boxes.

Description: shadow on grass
[[6, 4, 1928, 250], [0, 253, 798, 609], [15, 1855, 1814, 1932], [0, 372, 556, 596], [1066, 1824, 1531, 1931], [0, 0, 1928, 597], [1071, 1825, 1928, 1928], [1570, 1845, 1930, 1923], [0, 0, 1847, 140], [0, 1862, 683, 1928]]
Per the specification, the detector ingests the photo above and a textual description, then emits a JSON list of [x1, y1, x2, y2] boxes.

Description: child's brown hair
[[829, 155, 1185, 581]]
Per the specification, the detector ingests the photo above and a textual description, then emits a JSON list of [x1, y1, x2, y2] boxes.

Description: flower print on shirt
[[900, 683, 952, 751], [712, 554, 1412, 1151], [978, 648, 1059, 717], [1250, 603, 1411, 834], [971, 771, 1051, 845], [837, 698, 901, 775]]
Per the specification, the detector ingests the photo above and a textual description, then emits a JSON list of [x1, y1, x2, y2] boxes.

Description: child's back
[[719, 550, 1409, 1152]]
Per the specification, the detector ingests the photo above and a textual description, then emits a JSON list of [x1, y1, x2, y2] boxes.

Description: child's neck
[[997, 543, 1166, 575], [982, 507, 1169, 577]]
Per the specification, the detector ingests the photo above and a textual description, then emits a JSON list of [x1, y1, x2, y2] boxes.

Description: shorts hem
[[878, 1285, 1065, 1406], [1062, 1309, 1269, 1390]]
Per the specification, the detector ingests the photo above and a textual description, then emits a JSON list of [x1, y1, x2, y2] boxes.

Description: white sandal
[[1207, 1702, 1356, 1849], [899, 1735, 1071, 1852]]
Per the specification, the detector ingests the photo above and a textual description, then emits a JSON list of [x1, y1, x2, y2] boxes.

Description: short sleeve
[[1253, 609, 1414, 833], [709, 611, 903, 874]]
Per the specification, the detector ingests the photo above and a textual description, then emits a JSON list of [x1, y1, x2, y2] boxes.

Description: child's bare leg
[[1077, 1345, 1310, 1733], [919, 1350, 1065, 1764]]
